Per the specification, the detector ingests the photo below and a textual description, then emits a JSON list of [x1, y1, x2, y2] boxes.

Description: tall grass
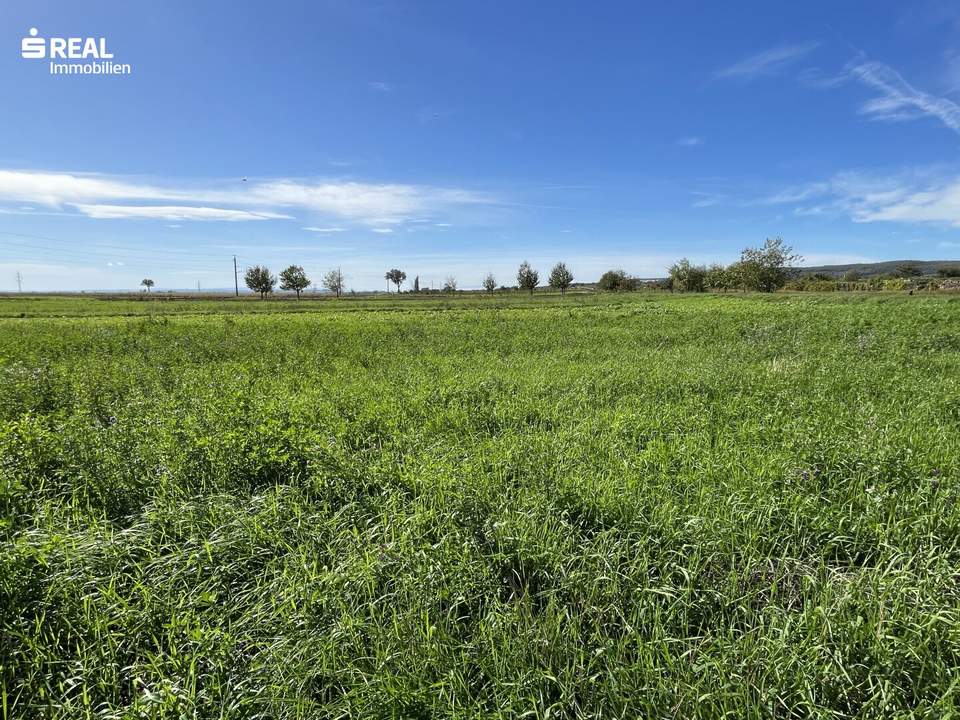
[[1, 294, 959, 718]]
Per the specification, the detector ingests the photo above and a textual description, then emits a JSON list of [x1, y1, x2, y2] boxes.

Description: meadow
[[1, 292, 959, 718]]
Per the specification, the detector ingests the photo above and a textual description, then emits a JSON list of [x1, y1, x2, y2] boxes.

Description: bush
[[738, 237, 801, 292], [597, 269, 633, 291]]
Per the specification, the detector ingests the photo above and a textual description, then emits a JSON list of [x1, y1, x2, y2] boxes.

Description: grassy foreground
[[2, 293, 959, 718]]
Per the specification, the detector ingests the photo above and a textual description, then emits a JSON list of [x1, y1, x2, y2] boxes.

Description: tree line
[[240, 239, 800, 299], [244, 265, 344, 299], [241, 261, 576, 298]]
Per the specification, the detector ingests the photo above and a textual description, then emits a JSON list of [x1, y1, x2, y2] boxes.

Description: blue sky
[[3, 1, 960, 291]]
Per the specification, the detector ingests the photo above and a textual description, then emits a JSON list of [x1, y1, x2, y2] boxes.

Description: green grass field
[[2, 293, 959, 718]]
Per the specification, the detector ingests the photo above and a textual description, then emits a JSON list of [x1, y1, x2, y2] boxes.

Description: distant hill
[[797, 259, 960, 279]]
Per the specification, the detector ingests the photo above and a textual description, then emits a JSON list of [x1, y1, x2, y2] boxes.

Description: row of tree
[[244, 265, 344, 299], [243, 261, 577, 298], [383, 262, 575, 296], [241, 239, 798, 298]]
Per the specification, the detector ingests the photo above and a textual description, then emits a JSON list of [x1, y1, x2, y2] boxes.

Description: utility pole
[[233, 256, 239, 296], [15, 271, 22, 293]]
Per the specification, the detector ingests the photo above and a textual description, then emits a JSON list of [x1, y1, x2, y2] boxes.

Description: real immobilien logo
[[21, 28, 132, 75]]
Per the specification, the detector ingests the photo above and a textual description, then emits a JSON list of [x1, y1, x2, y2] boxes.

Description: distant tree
[[937, 266, 960, 278], [548, 262, 574, 296], [413, 275, 420, 292], [140, 278, 154, 292], [245, 265, 276, 299], [517, 261, 539, 296], [842, 269, 862, 282], [598, 269, 630, 291], [738, 237, 801, 292], [385, 268, 406, 293], [279, 265, 310, 299], [483, 272, 497, 293], [443, 276, 458, 292], [669, 258, 707, 292], [322, 268, 345, 298], [896, 263, 922, 278]]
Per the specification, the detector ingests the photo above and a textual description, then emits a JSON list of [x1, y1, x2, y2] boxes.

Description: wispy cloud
[[244, 180, 489, 223], [676, 136, 703, 147], [847, 60, 960, 134], [0, 169, 495, 226], [368, 81, 393, 92], [302, 226, 347, 233], [763, 168, 960, 228], [716, 42, 819, 79], [73, 204, 291, 221], [690, 191, 723, 208]]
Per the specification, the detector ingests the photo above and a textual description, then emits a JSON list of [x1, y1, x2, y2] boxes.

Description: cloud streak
[[0, 169, 495, 226], [72, 204, 291, 221], [763, 169, 960, 228], [716, 42, 819, 79], [847, 60, 960, 134]]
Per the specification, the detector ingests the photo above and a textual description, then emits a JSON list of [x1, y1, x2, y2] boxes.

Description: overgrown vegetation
[[668, 238, 801, 293], [2, 293, 959, 718]]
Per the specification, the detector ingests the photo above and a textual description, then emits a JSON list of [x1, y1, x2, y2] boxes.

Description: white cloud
[[302, 226, 347, 233], [716, 42, 819, 79], [0, 169, 182, 206], [371, 228, 393, 234], [763, 169, 960, 228], [848, 60, 960, 134], [368, 81, 393, 92], [677, 136, 703, 146], [0, 169, 494, 226], [240, 180, 490, 224], [72, 204, 291, 221]]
